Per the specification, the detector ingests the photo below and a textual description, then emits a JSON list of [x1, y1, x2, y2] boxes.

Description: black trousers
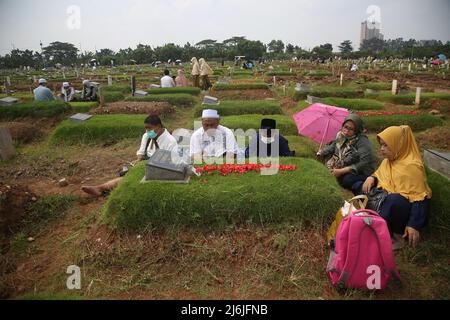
[[337, 172, 368, 195]]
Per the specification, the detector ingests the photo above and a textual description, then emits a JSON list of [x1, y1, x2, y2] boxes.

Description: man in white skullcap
[[60, 82, 75, 102], [82, 79, 97, 101], [33, 78, 55, 101], [189, 109, 237, 164]]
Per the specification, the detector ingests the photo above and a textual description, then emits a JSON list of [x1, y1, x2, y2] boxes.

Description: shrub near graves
[[214, 83, 270, 91], [0, 101, 71, 120], [220, 115, 298, 135], [103, 91, 125, 103], [320, 98, 384, 110], [361, 113, 443, 132], [145, 87, 201, 95], [126, 94, 196, 107], [426, 167, 450, 229], [68, 102, 99, 113], [364, 92, 450, 105], [194, 100, 282, 117], [50, 114, 147, 145], [293, 85, 364, 101]]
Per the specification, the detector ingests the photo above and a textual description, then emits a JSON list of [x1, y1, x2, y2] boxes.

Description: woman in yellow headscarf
[[359, 125, 432, 249]]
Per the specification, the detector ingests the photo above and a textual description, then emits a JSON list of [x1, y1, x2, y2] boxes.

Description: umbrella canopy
[[438, 54, 447, 62], [293, 103, 350, 147]]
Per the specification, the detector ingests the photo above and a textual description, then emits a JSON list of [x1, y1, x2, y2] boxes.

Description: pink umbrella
[[293, 103, 349, 149]]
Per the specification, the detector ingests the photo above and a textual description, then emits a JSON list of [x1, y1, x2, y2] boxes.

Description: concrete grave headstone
[[107, 75, 113, 86], [295, 83, 310, 92], [365, 89, 379, 95], [69, 113, 93, 123], [0, 97, 19, 106], [202, 96, 220, 105], [217, 77, 230, 84], [415, 87, 422, 105], [131, 76, 136, 95], [0, 127, 16, 160], [307, 95, 321, 104], [144, 149, 190, 183], [424, 149, 450, 179], [134, 90, 148, 97], [391, 80, 398, 95], [149, 84, 161, 89]]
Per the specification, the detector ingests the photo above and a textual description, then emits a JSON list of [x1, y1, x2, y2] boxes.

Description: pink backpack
[[326, 208, 401, 291]]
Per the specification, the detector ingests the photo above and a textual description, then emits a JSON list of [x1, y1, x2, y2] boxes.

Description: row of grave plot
[[100, 157, 449, 232]]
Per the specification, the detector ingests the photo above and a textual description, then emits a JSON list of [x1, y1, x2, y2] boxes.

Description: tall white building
[[360, 21, 384, 45]]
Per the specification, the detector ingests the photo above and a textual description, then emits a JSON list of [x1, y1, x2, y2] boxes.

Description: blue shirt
[[33, 86, 55, 101]]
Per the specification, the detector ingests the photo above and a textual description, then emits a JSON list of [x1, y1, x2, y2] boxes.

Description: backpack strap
[[369, 218, 401, 280], [338, 217, 362, 288]]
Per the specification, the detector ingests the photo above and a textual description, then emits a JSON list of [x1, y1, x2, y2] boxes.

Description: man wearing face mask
[[245, 118, 295, 158], [81, 115, 178, 197], [136, 115, 178, 160], [190, 109, 237, 164]]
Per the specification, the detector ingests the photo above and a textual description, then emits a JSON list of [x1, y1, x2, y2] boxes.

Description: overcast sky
[[1, 0, 449, 55]]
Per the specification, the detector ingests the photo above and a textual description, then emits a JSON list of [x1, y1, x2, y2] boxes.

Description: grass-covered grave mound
[[194, 100, 283, 117], [51, 114, 147, 145], [0, 101, 71, 120], [219, 114, 298, 135], [102, 157, 345, 231]]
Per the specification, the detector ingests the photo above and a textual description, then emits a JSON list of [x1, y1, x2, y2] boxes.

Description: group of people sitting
[[81, 111, 432, 251], [81, 109, 295, 197], [317, 114, 432, 250], [33, 78, 97, 102], [160, 69, 188, 88]]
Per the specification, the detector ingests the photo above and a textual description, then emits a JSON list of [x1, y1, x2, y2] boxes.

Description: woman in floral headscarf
[[317, 114, 376, 194], [358, 125, 432, 249]]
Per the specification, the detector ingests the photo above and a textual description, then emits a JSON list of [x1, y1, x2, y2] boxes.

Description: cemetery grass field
[[1, 61, 450, 300]]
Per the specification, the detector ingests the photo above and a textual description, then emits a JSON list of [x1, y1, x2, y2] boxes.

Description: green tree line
[[1, 37, 448, 69]]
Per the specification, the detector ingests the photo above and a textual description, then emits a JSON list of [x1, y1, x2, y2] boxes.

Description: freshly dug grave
[[90, 101, 175, 115]]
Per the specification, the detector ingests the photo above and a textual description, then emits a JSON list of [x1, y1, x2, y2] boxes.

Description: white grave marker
[[415, 87, 422, 105], [391, 80, 398, 95]]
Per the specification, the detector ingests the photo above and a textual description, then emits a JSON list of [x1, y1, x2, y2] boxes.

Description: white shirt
[[137, 129, 178, 158], [160, 75, 176, 88], [190, 125, 237, 158]]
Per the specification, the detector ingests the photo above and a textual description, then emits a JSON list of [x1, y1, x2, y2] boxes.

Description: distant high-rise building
[[360, 21, 384, 45]]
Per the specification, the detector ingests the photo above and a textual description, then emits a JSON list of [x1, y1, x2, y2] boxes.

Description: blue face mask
[[147, 130, 157, 139]]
